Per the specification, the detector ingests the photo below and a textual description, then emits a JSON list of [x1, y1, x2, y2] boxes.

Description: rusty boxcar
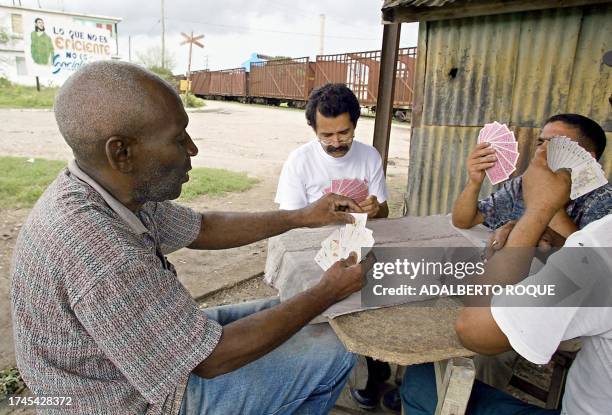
[[248, 57, 315, 107], [191, 68, 248, 100], [314, 47, 417, 120]]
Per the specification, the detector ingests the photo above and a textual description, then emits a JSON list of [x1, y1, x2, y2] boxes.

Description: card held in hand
[[314, 213, 374, 270]]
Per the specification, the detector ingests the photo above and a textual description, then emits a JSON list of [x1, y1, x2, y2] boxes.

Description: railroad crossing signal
[[180, 31, 204, 93]]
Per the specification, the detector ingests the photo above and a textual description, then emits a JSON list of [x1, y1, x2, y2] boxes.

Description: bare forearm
[[452, 181, 483, 228], [547, 210, 577, 238], [189, 210, 304, 249], [194, 282, 336, 378]]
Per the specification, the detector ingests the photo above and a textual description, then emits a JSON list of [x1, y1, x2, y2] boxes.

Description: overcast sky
[[5, 0, 419, 73]]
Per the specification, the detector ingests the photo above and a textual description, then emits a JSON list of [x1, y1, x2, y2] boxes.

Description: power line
[[165, 17, 378, 41]]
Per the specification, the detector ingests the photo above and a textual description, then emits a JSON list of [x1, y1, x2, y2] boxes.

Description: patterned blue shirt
[[477, 176, 612, 230]]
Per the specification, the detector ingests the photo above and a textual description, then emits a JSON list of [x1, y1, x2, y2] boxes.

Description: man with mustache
[[275, 83, 389, 219], [275, 83, 390, 409]]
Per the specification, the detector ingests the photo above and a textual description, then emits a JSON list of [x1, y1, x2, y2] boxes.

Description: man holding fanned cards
[[452, 114, 611, 237], [448, 114, 611, 393], [275, 83, 390, 409]]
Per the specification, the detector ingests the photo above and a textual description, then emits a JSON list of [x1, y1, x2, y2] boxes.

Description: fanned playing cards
[[547, 136, 608, 200], [323, 178, 369, 203], [478, 122, 520, 185], [314, 213, 375, 271]]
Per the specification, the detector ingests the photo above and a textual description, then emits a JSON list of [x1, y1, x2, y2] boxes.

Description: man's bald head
[[54, 60, 182, 162]]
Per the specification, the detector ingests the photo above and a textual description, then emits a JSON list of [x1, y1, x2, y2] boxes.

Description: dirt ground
[[0, 100, 411, 369]]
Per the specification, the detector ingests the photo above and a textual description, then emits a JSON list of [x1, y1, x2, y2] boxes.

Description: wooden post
[[180, 32, 204, 95], [35, 76, 40, 92], [372, 23, 401, 174], [434, 358, 475, 415], [187, 31, 193, 93]]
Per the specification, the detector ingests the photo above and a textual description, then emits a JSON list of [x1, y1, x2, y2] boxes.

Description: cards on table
[[478, 121, 520, 185], [323, 178, 369, 203], [314, 213, 375, 271], [547, 136, 608, 200]]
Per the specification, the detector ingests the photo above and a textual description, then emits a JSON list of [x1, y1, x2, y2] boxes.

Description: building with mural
[[0, 5, 121, 85]]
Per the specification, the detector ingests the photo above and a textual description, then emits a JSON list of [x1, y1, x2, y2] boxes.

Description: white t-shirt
[[275, 140, 389, 210], [492, 214, 612, 415]]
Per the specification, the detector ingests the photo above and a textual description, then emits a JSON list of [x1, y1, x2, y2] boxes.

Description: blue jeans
[[180, 297, 356, 415], [400, 363, 561, 415]]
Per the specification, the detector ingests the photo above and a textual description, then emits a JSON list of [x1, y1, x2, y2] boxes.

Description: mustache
[[326, 145, 349, 153]]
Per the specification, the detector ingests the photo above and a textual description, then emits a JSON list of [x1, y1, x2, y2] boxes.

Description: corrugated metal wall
[[406, 4, 612, 216]]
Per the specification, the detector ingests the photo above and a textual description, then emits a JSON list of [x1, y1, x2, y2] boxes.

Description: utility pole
[[319, 14, 325, 56], [161, 0, 166, 68], [180, 31, 204, 93], [128, 35, 132, 62]]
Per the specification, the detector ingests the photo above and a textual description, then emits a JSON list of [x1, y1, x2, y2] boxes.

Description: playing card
[[570, 162, 608, 200], [495, 149, 516, 176], [479, 121, 518, 185], [488, 131, 515, 144], [491, 142, 518, 152], [485, 158, 509, 185], [547, 136, 608, 200], [314, 249, 332, 270], [315, 213, 374, 270]]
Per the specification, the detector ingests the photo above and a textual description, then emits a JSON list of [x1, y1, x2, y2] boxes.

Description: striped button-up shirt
[[11, 161, 222, 414]]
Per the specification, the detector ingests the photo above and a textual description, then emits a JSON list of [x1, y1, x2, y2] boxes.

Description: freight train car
[[191, 68, 248, 101], [314, 47, 417, 120], [190, 47, 417, 120], [248, 57, 315, 108]]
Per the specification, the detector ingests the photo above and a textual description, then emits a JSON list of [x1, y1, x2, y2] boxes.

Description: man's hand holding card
[[315, 213, 375, 271]]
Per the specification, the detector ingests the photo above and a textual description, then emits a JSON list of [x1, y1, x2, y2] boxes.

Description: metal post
[[35, 76, 40, 92], [372, 23, 401, 174]]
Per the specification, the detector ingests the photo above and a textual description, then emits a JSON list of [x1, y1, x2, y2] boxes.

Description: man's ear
[[105, 135, 136, 173]]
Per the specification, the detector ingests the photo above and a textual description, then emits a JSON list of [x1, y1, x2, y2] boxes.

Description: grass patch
[[0, 157, 66, 209], [179, 167, 258, 201], [0, 78, 57, 109], [180, 92, 206, 108], [0, 367, 25, 400], [0, 156, 257, 209]]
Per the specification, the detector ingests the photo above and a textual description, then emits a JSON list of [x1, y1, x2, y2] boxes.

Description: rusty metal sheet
[[406, 126, 491, 216], [566, 4, 612, 131], [510, 7, 583, 128], [383, 0, 455, 8], [314, 48, 417, 108], [249, 57, 314, 101], [422, 13, 521, 126]]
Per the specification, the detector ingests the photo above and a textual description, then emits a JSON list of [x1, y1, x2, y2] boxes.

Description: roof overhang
[[382, 0, 612, 23]]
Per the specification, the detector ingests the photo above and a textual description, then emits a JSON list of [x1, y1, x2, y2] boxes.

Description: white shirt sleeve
[[368, 149, 389, 204], [274, 155, 308, 210], [491, 216, 612, 365]]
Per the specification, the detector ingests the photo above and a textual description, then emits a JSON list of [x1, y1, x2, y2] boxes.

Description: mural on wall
[[23, 12, 113, 78], [30, 17, 53, 65]]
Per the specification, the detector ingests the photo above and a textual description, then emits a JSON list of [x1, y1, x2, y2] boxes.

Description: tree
[[135, 45, 176, 81]]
